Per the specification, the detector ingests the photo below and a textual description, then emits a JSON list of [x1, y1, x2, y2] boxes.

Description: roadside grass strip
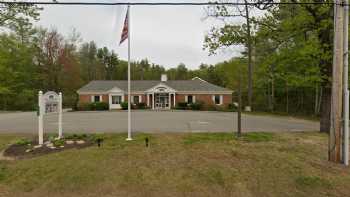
[[0, 132, 348, 197]]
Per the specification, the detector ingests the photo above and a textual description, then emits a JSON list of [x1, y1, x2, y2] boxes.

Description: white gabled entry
[[108, 87, 125, 110], [145, 83, 176, 109]]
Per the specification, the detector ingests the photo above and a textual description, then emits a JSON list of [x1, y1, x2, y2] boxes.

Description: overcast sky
[[35, 0, 243, 69]]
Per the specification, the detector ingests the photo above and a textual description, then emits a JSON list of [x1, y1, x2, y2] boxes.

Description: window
[[112, 95, 122, 104], [93, 95, 101, 102], [133, 95, 140, 104], [187, 95, 193, 104], [214, 95, 221, 105]]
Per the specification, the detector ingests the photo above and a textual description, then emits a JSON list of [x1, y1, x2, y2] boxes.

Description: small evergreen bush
[[121, 102, 128, 110]]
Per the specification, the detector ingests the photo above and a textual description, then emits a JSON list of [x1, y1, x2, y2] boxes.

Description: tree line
[[0, 1, 339, 133], [0, 3, 238, 110]]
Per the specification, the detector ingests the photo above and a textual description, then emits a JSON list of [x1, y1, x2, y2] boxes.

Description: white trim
[[108, 87, 124, 93], [176, 91, 233, 94], [91, 95, 102, 102], [191, 77, 207, 82], [109, 94, 124, 109], [212, 95, 223, 105], [147, 94, 150, 106], [145, 82, 177, 93]]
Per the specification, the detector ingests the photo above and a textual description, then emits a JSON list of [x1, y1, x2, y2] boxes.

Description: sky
[[35, 0, 244, 69]]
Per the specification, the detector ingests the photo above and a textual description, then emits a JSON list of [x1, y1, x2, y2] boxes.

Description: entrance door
[[109, 94, 123, 109], [155, 93, 169, 109]]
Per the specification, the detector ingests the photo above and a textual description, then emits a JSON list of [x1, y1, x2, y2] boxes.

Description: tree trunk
[[286, 81, 289, 114], [315, 85, 318, 115], [320, 86, 331, 133]]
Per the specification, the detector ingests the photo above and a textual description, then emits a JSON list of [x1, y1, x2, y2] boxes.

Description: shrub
[[136, 102, 147, 109], [228, 103, 237, 111], [14, 138, 32, 146], [89, 102, 109, 111], [47, 134, 58, 142], [121, 102, 128, 110], [89, 133, 106, 143], [64, 134, 88, 140], [77, 103, 91, 111], [189, 102, 203, 110], [176, 102, 188, 110], [52, 139, 65, 147], [206, 104, 228, 111]]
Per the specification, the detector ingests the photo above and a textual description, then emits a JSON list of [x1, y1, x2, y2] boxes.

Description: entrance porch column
[[147, 93, 150, 107], [152, 92, 155, 110], [173, 93, 176, 108]]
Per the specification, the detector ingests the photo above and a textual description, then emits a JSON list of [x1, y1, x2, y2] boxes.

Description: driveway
[[0, 111, 319, 134]]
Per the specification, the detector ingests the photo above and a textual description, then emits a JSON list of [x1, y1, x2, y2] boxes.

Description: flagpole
[[126, 5, 132, 141]]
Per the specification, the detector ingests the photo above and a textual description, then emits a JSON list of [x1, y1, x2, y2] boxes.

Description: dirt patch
[[3, 140, 94, 159]]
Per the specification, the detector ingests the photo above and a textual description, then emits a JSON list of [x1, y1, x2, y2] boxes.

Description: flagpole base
[[126, 138, 133, 141]]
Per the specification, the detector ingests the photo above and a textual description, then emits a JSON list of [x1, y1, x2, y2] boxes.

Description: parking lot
[[0, 110, 319, 134]]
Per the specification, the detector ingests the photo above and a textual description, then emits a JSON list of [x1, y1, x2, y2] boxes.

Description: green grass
[[0, 132, 348, 197], [244, 111, 320, 122], [295, 175, 332, 189]]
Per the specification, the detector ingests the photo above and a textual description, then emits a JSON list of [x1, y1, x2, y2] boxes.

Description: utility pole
[[330, 0, 344, 163], [244, 0, 253, 112], [343, 0, 349, 166], [237, 70, 242, 137]]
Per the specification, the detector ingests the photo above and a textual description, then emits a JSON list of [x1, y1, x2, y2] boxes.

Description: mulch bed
[[3, 140, 95, 159]]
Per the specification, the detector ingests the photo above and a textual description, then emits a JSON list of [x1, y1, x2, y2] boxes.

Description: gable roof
[[77, 78, 233, 93]]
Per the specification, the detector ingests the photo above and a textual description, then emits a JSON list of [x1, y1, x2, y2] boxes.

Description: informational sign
[[38, 91, 63, 145], [43, 91, 59, 114]]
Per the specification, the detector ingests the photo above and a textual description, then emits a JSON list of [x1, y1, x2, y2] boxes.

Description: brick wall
[[175, 94, 232, 106], [79, 93, 232, 108], [124, 94, 147, 103], [78, 94, 109, 104]]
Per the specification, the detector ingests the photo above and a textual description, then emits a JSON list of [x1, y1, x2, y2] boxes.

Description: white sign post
[[38, 91, 44, 145], [58, 92, 62, 139], [38, 91, 63, 144]]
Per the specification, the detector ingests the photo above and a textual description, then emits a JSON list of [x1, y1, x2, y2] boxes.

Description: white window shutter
[[185, 95, 188, 102], [91, 96, 94, 102], [220, 95, 223, 105], [100, 95, 103, 102], [139, 95, 142, 102], [193, 95, 196, 103], [212, 95, 215, 103], [131, 96, 134, 103]]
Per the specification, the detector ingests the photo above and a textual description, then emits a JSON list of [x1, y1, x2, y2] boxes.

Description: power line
[[0, 1, 342, 6]]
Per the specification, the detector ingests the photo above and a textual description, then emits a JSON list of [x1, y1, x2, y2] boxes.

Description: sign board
[[38, 91, 63, 144], [43, 91, 59, 113]]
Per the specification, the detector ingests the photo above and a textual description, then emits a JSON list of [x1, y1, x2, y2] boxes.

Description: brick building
[[77, 75, 233, 110]]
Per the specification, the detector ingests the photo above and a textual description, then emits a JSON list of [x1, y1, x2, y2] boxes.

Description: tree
[[204, 0, 272, 110], [79, 41, 105, 81], [0, 3, 41, 29], [97, 47, 119, 80]]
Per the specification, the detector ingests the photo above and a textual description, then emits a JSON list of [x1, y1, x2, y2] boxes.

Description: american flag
[[119, 9, 129, 45]]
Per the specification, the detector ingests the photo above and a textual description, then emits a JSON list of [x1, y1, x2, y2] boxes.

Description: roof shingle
[[77, 79, 232, 93]]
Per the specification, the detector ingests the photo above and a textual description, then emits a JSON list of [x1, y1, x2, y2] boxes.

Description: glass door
[[155, 93, 169, 109]]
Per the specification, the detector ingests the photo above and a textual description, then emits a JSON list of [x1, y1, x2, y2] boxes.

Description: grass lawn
[[0, 132, 349, 197]]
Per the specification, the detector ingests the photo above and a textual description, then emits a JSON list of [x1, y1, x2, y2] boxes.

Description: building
[[77, 75, 233, 110]]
